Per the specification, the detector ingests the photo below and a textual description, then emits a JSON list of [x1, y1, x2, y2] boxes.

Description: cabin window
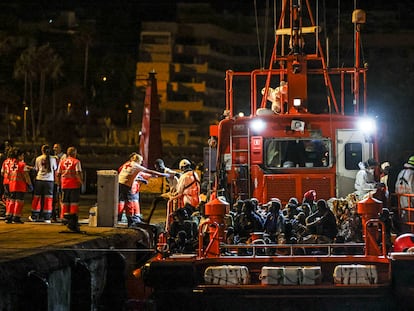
[[264, 138, 331, 168], [344, 143, 362, 170]]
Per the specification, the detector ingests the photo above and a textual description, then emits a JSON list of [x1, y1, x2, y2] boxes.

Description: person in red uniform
[[52, 143, 66, 221], [6, 148, 33, 223], [1, 145, 14, 220], [117, 152, 167, 227], [56, 146, 83, 231], [30, 144, 58, 223]]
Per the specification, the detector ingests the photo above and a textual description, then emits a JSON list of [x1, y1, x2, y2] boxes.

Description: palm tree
[[72, 24, 95, 89], [14, 44, 63, 140]]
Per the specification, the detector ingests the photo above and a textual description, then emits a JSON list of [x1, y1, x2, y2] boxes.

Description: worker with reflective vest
[[6, 148, 33, 224], [173, 159, 200, 212], [56, 146, 83, 231]]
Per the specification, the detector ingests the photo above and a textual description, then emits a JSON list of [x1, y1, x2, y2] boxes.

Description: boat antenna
[[254, 0, 270, 69], [337, 0, 341, 67], [254, 0, 264, 68]]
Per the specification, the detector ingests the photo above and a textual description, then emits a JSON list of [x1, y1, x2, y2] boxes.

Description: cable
[[254, 0, 263, 68]]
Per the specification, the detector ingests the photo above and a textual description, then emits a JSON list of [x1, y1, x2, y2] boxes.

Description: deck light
[[358, 117, 376, 135], [250, 119, 266, 133], [293, 98, 302, 107]]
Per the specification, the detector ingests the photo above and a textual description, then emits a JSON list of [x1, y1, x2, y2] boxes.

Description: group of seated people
[[166, 190, 393, 254]]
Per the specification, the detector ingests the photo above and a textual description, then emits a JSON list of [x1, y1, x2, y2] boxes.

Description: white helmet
[[179, 159, 191, 170]]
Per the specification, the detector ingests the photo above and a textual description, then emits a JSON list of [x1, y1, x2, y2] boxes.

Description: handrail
[[219, 242, 366, 257], [396, 193, 414, 231], [198, 220, 221, 258], [364, 219, 387, 256]]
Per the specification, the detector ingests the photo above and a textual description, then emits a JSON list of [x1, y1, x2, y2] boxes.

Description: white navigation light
[[293, 98, 302, 107], [250, 119, 266, 132], [358, 117, 376, 135]]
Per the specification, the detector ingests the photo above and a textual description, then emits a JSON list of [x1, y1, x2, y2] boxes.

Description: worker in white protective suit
[[354, 158, 378, 200]]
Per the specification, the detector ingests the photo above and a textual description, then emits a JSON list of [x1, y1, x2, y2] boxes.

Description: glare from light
[[293, 98, 301, 107], [238, 112, 245, 117], [358, 117, 376, 135], [250, 119, 266, 132]]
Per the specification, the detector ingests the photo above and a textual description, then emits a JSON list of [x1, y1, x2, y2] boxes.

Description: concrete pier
[[0, 222, 157, 310]]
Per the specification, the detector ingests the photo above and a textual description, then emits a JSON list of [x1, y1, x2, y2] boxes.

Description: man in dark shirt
[[305, 199, 338, 243]]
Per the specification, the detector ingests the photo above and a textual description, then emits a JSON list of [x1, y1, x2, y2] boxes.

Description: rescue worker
[[56, 147, 83, 232], [6, 148, 33, 224], [29, 145, 58, 223], [395, 155, 414, 231], [52, 143, 66, 221], [354, 158, 378, 200], [127, 171, 151, 225], [118, 153, 167, 226], [172, 159, 200, 214], [1, 145, 14, 220]]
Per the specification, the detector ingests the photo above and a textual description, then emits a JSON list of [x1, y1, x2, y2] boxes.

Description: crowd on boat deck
[[166, 188, 395, 255]]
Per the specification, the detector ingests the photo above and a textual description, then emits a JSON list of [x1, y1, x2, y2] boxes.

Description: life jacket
[[59, 157, 81, 189], [179, 170, 200, 208], [8, 159, 28, 192]]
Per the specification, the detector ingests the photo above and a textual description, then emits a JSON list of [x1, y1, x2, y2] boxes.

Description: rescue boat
[[135, 1, 414, 310]]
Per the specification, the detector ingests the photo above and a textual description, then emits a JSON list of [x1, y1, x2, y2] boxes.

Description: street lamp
[[67, 102, 72, 115], [23, 106, 28, 143], [125, 104, 132, 128]]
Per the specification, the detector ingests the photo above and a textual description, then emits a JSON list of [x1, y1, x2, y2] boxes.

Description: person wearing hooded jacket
[[395, 156, 414, 227], [354, 158, 378, 200]]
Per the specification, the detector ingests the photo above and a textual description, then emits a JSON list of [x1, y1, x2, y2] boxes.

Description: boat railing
[[197, 218, 388, 259], [219, 242, 366, 257], [396, 193, 414, 232]]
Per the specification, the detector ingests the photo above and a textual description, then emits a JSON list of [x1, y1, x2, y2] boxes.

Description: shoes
[[28, 216, 36, 222], [44, 220, 51, 224], [12, 217, 24, 224], [5, 218, 12, 224]]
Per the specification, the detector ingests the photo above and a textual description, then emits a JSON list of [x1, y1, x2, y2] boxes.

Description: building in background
[[135, 3, 261, 151]]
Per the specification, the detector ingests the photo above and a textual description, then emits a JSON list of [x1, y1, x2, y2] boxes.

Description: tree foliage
[[13, 44, 63, 140]]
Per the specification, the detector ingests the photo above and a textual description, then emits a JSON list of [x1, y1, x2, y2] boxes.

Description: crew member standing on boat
[[173, 159, 200, 214], [395, 155, 414, 231], [354, 158, 378, 200]]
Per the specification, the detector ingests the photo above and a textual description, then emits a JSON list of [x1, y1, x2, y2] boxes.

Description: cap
[[408, 156, 414, 166], [303, 190, 316, 202], [381, 161, 390, 170]]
